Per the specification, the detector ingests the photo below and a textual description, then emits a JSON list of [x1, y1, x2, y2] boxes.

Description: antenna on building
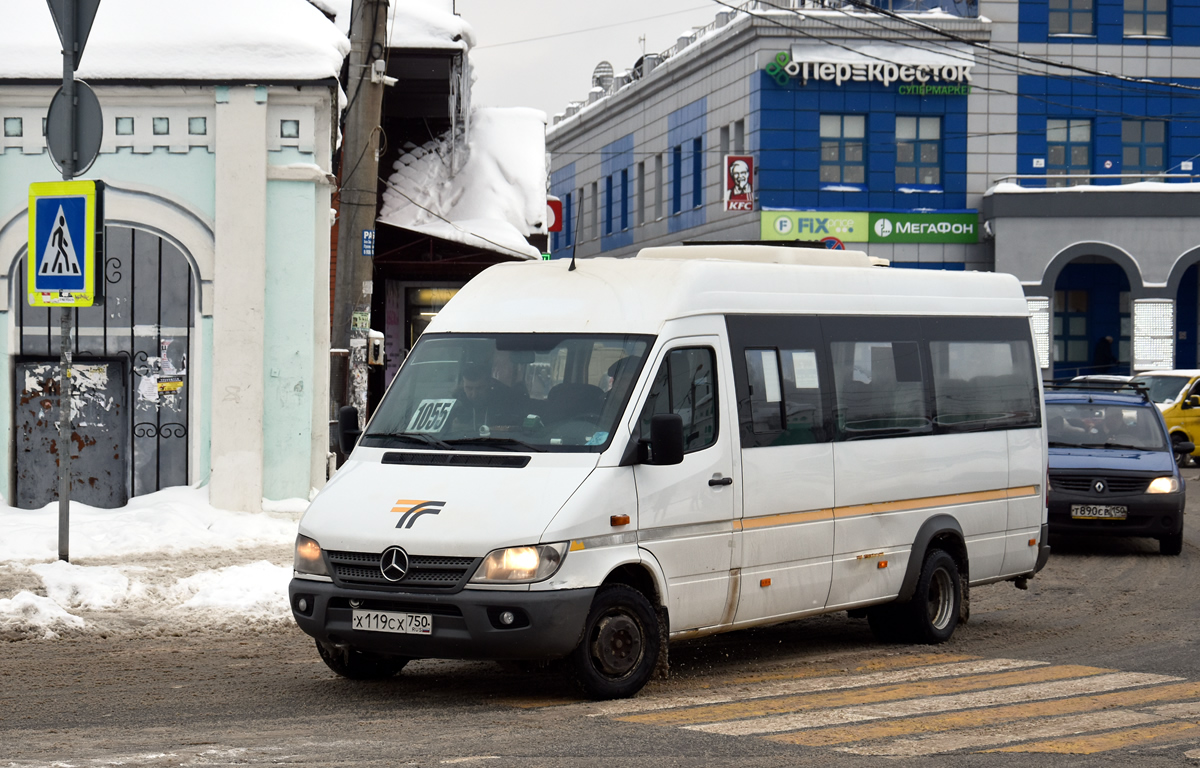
[[591, 61, 614, 92]]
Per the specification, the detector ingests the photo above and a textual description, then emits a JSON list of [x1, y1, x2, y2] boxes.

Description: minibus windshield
[[1046, 402, 1168, 451], [362, 333, 653, 452]]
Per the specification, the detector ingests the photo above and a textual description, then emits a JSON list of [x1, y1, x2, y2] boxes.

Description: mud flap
[[653, 605, 670, 680]]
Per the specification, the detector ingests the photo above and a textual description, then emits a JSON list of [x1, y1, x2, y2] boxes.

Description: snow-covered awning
[[379, 107, 547, 261], [0, 0, 348, 81]]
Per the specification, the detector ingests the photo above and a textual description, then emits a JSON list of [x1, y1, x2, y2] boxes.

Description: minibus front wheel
[[315, 640, 410, 680], [570, 584, 661, 699]]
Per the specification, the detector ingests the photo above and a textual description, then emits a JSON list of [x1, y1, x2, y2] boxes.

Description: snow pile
[[380, 107, 548, 260], [0, 485, 306, 640], [390, 0, 476, 51], [168, 561, 292, 617], [0, 485, 299, 563], [1, 0, 349, 81], [0, 591, 86, 639], [988, 180, 1200, 195], [30, 560, 146, 609]]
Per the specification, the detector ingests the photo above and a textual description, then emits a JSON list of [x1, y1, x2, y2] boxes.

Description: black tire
[[315, 640, 409, 680], [1173, 434, 1193, 468], [1160, 532, 1184, 556], [870, 550, 962, 645], [570, 585, 660, 700]]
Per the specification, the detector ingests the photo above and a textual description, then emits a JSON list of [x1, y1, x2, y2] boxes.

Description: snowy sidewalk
[[0, 485, 304, 640]]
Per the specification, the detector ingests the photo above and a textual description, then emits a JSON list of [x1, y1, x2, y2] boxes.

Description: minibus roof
[[426, 249, 1031, 336]]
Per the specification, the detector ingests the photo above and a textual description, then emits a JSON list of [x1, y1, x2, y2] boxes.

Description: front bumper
[[1047, 491, 1184, 538], [289, 579, 595, 661]]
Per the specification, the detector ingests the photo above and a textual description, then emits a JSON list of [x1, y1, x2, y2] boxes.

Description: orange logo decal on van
[[392, 499, 446, 529]]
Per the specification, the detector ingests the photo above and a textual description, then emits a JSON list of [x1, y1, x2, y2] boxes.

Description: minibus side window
[[922, 316, 1041, 433], [830, 339, 931, 440], [929, 340, 1039, 431], [745, 349, 783, 433], [639, 347, 719, 453]]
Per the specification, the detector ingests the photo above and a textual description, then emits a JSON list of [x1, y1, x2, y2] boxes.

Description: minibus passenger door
[[633, 342, 737, 632]]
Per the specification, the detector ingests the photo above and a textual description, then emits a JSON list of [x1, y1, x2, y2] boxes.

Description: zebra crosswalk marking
[[769, 680, 1200, 747], [723, 652, 976, 686], [620, 663, 1108, 728], [586, 657, 1042, 718], [987, 721, 1200, 754], [686, 672, 1177, 737], [838, 709, 1170, 756]]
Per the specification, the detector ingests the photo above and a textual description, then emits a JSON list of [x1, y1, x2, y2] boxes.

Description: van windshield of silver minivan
[[362, 333, 653, 452]]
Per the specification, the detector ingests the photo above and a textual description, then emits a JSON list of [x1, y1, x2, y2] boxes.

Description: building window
[[1049, 0, 1094, 35], [1122, 119, 1166, 181], [1047, 118, 1091, 186], [3, 117, 21, 137], [819, 114, 866, 187], [188, 117, 207, 135], [564, 192, 573, 249], [590, 181, 599, 239], [115, 117, 134, 135], [1124, 0, 1167, 35], [152, 117, 169, 135], [604, 175, 614, 235], [672, 144, 683, 214], [281, 119, 300, 139], [691, 137, 703, 208], [636, 161, 646, 226], [895, 116, 941, 187], [734, 119, 745, 153], [654, 154, 664, 220], [620, 168, 629, 230]]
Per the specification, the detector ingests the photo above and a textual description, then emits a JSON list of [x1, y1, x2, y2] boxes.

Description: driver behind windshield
[[450, 360, 527, 435]]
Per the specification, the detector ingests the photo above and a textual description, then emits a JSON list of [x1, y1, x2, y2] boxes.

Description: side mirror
[[640, 413, 684, 466], [1189, 396, 1200, 409], [1174, 440, 1195, 455], [338, 405, 362, 455]]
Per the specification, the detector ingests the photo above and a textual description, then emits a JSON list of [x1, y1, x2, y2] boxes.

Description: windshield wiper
[[1100, 442, 1147, 451], [363, 432, 452, 450], [1047, 441, 1079, 448], [444, 437, 545, 452]]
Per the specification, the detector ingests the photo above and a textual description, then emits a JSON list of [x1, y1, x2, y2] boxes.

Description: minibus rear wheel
[[868, 549, 961, 644], [570, 584, 660, 700], [315, 640, 409, 679]]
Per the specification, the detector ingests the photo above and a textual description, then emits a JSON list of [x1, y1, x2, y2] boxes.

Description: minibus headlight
[[293, 534, 329, 576], [470, 543, 569, 583], [1147, 476, 1181, 494]]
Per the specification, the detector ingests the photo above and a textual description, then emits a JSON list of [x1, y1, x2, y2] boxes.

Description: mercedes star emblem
[[1093, 480, 1106, 494], [380, 546, 410, 582]]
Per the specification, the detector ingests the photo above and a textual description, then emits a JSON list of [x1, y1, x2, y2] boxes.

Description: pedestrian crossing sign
[[28, 180, 103, 308]]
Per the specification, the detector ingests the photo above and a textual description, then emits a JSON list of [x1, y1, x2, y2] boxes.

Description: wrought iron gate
[[14, 225, 194, 508]]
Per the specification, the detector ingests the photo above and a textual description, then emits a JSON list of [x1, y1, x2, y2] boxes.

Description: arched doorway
[[14, 225, 195, 508], [1053, 256, 1131, 379]]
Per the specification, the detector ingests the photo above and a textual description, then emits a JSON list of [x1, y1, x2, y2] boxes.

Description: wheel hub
[[591, 613, 643, 676]]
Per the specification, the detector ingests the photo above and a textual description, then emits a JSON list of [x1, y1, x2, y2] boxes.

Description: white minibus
[[290, 245, 1049, 699]]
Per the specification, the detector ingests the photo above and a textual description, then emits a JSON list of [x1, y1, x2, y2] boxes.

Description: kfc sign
[[724, 155, 754, 212]]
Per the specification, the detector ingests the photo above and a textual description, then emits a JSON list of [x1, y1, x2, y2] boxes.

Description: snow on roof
[[379, 107, 548, 261], [1, 0, 349, 81], [389, 0, 476, 51], [987, 180, 1200, 195]]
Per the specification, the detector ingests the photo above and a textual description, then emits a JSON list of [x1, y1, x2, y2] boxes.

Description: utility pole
[[58, 0, 77, 563], [332, 0, 389, 425]]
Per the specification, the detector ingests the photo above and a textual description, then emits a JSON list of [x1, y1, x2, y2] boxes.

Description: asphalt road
[[5, 475, 1200, 768]]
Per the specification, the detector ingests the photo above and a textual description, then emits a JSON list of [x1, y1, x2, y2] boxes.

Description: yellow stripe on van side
[[832, 486, 1035, 520], [740, 509, 834, 530]]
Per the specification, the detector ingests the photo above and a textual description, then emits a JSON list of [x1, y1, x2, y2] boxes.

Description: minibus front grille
[[325, 550, 478, 591], [1051, 475, 1150, 494]]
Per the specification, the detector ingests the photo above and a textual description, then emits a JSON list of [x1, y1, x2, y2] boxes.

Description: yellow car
[[1131, 370, 1200, 466]]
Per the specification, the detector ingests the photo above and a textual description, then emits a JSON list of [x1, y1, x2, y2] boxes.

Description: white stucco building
[[0, 1, 349, 511]]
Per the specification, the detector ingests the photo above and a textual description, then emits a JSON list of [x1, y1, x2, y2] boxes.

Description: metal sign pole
[[57, 0, 76, 562]]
